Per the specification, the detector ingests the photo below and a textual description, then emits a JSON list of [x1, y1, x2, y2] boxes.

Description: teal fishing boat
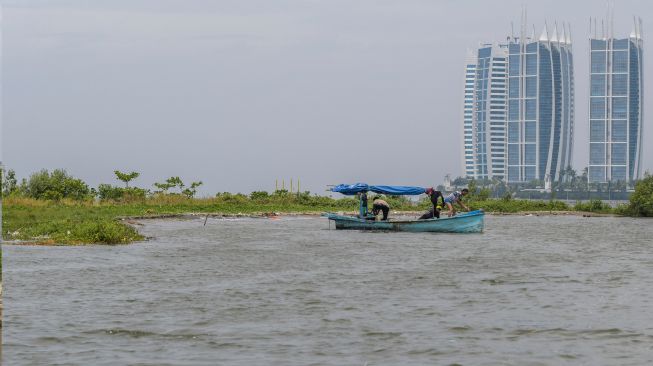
[[324, 183, 484, 233]]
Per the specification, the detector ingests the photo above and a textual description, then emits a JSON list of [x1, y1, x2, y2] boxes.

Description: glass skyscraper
[[588, 18, 643, 183], [462, 53, 476, 178], [507, 24, 575, 183], [463, 23, 575, 183], [463, 44, 508, 180]]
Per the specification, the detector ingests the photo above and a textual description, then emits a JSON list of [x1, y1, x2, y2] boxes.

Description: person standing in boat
[[444, 188, 470, 217], [418, 187, 445, 219], [372, 196, 390, 221], [358, 191, 369, 218]]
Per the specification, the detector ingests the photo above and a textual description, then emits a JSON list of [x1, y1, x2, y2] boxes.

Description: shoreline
[[116, 209, 618, 221], [4, 209, 619, 246]]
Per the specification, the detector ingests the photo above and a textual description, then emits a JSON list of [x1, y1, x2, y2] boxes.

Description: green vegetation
[[114, 170, 140, 187], [620, 174, 653, 217], [3, 167, 651, 246]]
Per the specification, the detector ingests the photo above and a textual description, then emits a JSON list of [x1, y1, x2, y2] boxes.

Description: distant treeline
[[0, 168, 203, 201], [2, 168, 653, 218]]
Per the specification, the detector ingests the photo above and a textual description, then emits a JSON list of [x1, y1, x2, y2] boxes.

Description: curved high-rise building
[[588, 18, 643, 183], [506, 23, 575, 183], [462, 52, 477, 178]]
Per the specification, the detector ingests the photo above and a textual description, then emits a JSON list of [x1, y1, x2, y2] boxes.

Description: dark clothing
[[418, 207, 440, 220], [428, 190, 444, 206], [419, 190, 444, 220], [372, 199, 390, 220]]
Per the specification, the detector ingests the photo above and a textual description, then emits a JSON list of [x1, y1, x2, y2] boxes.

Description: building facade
[[588, 18, 643, 183], [462, 53, 476, 178], [463, 23, 575, 184], [463, 44, 508, 180], [506, 24, 575, 183]]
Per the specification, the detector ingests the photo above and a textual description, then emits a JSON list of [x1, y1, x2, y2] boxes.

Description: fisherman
[[372, 196, 390, 221], [444, 188, 470, 217], [419, 187, 445, 219], [358, 191, 369, 218]]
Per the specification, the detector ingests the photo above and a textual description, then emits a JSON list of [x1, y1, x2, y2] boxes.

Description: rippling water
[[4, 215, 653, 365]]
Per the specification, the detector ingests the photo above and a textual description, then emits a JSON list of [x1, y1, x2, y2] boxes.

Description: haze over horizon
[[2, 0, 652, 195]]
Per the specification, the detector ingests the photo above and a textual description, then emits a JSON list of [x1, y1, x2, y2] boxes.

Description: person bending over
[[444, 188, 470, 217], [372, 196, 390, 221], [419, 187, 445, 219]]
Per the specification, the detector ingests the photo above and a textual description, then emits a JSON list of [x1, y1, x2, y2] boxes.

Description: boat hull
[[324, 210, 484, 233]]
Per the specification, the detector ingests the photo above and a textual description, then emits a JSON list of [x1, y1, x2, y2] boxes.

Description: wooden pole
[[290, 178, 293, 193]]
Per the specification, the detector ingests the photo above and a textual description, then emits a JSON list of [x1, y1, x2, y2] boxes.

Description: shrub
[[97, 184, 147, 202], [573, 199, 612, 213], [22, 169, 91, 201], [625, 174, 653, 217]]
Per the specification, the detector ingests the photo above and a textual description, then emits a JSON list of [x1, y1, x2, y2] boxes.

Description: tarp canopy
[[330, 183, 426, 196]]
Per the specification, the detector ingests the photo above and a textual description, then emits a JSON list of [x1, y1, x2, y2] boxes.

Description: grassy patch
[[3, 194, 619, 245]]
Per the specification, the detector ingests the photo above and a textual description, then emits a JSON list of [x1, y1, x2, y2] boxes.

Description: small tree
[[114, 170, 140, 188], [153, 176, 187, 195], [182, 181, 203, 198], [1, 167, 19, 197]]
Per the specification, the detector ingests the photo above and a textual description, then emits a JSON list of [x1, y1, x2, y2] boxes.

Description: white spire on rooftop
[[560, 23, 568, 45], [631, 16, 639, 39], [539, 24, 549, 42], [530, 25, 535, 41], [551, 23, 559, 43], [565, 22, 572, 44]]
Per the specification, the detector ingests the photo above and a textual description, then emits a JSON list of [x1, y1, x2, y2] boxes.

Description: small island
[[2, 168, 652, 246]]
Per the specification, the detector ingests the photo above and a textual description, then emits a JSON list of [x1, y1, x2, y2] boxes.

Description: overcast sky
[[2, 0, 652, 195]]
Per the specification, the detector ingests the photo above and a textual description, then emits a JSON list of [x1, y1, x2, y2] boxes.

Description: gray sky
[[2, 0, 652, 195]]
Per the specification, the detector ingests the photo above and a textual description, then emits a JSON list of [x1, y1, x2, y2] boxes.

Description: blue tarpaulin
[[330, 183, 426, 196]]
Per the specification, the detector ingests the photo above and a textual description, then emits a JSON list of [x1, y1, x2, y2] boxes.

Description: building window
[[589, 166, 606, 182], [612, 97, 627, 119], [611, 143, 627, 165], [508, 166, 520, 181], [591, 39, 607, 50], [525, 76, 537, 97], [524, 144, 536, 165], [591, 52, 606, 73], [611, 166, 627, 181], [590, 97, 605, 119], [590, 143, 606, 165], [526, 54, 537, 76], [509, 100, 519, 121], [613, 51, 628, 73], [590, 120, 605, 142], [508, 144, 520, 165], [508, 122, 520, 143], [612, 120, 627, 142], [613, 39, 629, 50], [526, 42, 538, 53], [612, 74, 628, 96], [525, 121, 536, 142], [525, 99, 536, 120], [525, 166, 536, 180], [509, 77, 519, 98], [591, 74, 606, 96], [509, 55, 520, 76]]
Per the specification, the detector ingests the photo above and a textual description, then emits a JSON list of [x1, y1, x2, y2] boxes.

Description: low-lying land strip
[[2, 192, 636, 245]]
